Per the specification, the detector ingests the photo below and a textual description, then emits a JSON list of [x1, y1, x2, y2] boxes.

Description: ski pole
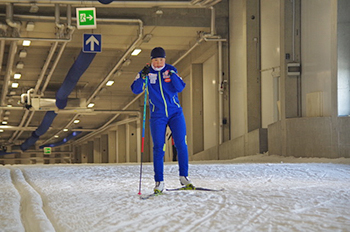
[[138, 64, 149, 195]]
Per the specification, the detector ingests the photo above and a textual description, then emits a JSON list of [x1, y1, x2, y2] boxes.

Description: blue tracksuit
[[131, 64, 189, 182]]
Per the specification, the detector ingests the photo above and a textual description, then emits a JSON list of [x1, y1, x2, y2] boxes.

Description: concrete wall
[[229, 0, 248, 139], [301, 0, 334, 117], [338, 117, 350, 158], [203, 54, 219, 149], [261, 0, 281, 127], [337, 0, 350, 116], [192, 128, 267, 161], [269, 117, 350, 159]]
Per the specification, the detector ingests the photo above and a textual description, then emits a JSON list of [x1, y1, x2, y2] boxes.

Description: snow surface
[[1, 154, 350, 232]]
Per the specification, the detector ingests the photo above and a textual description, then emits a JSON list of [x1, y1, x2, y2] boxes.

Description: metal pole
[[138, 71, 149, 195]]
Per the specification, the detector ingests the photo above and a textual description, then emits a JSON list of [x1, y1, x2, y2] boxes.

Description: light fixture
[[11, 83, 19, 88], [106, 80, 114, 86], [0, 129, 4, 133], [22, 40, 31, 46], [16, 62, 24, 69], [87, 103, 95, 108], [142, 34, 153, 43], [9, 91, 16, 95], [122, 59, 131, 67], [3, 117, 9, 120], [2, 121, 8, 125], [29, 4, 39, 13], [19, 49, 27, 58], [155, 9, 163, 15], [26, 22, 35, 31], [73, 119, 80, 124], [14, 73, 21, 79], [63, 128, 68, 132], [131, 48, 142, 56], [114, 70, 122, 77], [54, 135, 59, 138], [7, 104, 12, 107], [4, 111, 10, 115]]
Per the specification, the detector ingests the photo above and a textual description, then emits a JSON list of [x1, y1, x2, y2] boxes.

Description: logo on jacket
[[163, 70, 171, 82], [149, 73, 157, 84]]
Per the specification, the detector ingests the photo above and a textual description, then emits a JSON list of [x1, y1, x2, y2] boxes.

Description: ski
[[140, 192, 163, 200], [166, 187, 224, 192]]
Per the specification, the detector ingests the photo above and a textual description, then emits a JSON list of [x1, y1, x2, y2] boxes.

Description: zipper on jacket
[[158, 71, 168, 117]]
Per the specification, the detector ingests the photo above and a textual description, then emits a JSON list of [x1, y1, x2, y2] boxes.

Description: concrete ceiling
[[0, 0, 227, 152]]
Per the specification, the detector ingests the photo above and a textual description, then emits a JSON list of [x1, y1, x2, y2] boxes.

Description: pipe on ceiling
[[34, 42, 59, 94], [86, 19, 144, 104], [0, 42, 17, 107], [5, 3, 21, 30], [2, 1, 210, 8]]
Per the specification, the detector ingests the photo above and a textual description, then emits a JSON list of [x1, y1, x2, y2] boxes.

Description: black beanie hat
[[150, 47, 166, 59]]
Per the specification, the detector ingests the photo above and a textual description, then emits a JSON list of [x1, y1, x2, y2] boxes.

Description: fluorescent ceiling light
[[3, 117, 9, 120], [131, 48, 142, 56], [14, 73, 21, 79], [106, 80, 114, 86], [7, 104, 12, 107], [2, 121, 8, 125], [73, 119, 80, 124], [87, 103, 95, 108], [0, 129, 4, 133], [22, 40, 31, 46], [12, 83, 19, 88], [63, 128, 69, 132]]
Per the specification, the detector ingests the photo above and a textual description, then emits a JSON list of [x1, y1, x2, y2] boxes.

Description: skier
[[131, 47, 194, 194]]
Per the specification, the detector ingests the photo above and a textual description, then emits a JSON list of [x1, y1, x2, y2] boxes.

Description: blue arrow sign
[[83, 34, 102, 53]]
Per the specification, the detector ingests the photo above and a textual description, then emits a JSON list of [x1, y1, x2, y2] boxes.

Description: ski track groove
[[181, 192, 228, 232], [9, 167, 55, 232]]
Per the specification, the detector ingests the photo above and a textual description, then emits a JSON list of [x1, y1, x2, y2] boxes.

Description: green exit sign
[[44, 147, 52, 154], [76, 8, 96, 29]]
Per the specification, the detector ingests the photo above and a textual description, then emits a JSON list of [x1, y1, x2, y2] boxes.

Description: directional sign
[[44, 147, 51, 155], [76, 8, 96, 29], [83, 34, 102, 53]]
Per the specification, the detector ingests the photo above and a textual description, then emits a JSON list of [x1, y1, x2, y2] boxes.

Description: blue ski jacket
[[131, 64, 186, 118]]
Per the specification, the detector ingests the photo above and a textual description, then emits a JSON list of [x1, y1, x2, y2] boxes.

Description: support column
[[246, 0, 261, 132], [81, 143, 88, 163], [192, 64, 204, 154], [101, 134, 108, 163], [117, 125, 126, 163], [93, 137, 101, 163], [108, 131, 117, 163]]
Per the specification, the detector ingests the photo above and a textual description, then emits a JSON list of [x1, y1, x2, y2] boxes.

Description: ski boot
[[179, 176, 195, 190], [154, 181, 164, 195]]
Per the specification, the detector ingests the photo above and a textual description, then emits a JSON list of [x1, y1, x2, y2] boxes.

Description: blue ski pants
[[150, 110, 189, 182]]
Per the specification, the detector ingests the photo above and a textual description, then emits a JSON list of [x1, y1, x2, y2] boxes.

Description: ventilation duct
[[20, 111, 57, 151], [20, 50, 96, 151], [56, 51, 96, 109], [39, 131, 82, 148]]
